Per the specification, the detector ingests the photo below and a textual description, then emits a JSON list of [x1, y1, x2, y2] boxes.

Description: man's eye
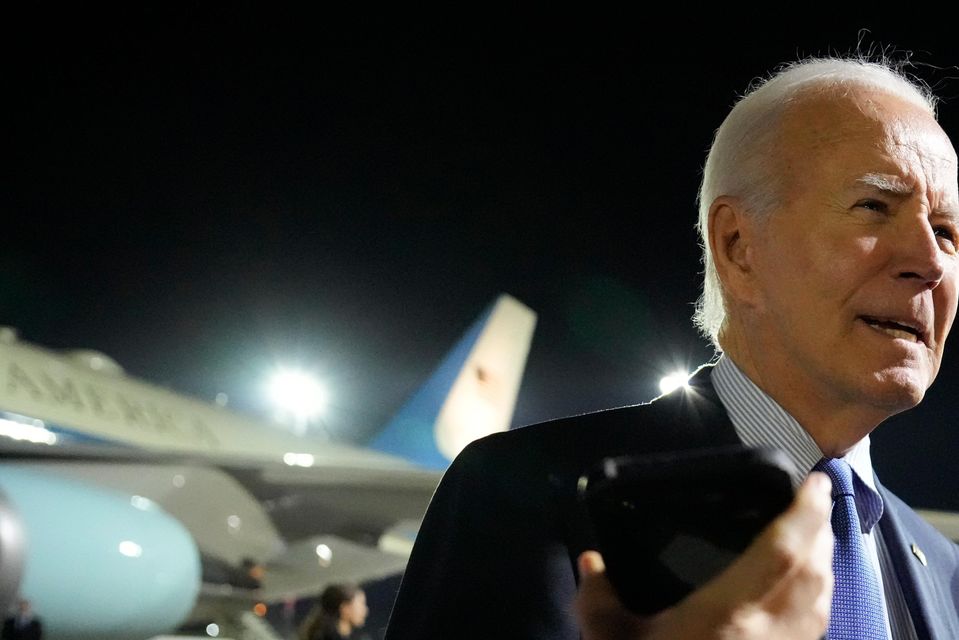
[[934, 226, 957, 247], [856, 199, 888, 212]]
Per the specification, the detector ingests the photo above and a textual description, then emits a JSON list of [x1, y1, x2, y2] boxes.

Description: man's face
[[743, 91, 959, 425]]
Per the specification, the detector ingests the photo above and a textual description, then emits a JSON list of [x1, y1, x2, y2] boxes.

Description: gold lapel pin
[[911, 543, 928, 567]]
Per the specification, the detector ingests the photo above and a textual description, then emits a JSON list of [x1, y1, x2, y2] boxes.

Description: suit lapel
[[876, 482, 959, 640]]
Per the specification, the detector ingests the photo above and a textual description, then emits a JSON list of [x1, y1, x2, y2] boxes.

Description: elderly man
[[385, 56, 959, 640]]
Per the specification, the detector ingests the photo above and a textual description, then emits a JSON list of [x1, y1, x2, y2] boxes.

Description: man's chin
[[866, 367, 931, 415]]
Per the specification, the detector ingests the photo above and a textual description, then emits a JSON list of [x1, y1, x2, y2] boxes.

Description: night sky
[[6, 9, 959, 510]]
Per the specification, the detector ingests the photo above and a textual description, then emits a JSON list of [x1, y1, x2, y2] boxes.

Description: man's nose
[[896, 217, 946, 288]]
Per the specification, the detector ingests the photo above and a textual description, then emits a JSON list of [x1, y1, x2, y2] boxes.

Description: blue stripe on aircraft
[[367, 300, 496, 469]]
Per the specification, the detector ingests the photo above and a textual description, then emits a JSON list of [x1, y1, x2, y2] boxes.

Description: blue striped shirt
[[712, 356, 917, 640]]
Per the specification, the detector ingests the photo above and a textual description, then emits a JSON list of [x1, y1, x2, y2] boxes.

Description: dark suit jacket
[[385, 367, 959, 639]]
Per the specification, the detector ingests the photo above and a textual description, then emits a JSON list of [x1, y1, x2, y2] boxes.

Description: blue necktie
[[813, 458, 886, 640]]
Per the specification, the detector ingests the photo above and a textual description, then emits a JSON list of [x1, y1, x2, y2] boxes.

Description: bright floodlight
[[268, 369, 328, 431], [659, 371, 691, 395]]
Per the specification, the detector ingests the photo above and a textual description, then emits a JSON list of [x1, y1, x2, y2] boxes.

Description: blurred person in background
[[2, 600, 41, 640], [300, 583, 370, 640]]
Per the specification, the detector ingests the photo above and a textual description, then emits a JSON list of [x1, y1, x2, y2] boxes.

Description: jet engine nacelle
[[0, 466, 200, 640]]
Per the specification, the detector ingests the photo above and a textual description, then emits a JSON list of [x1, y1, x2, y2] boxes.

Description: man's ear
[[708, 196, 760, 307]]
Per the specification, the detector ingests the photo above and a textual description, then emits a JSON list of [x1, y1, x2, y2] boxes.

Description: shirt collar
[[711, 355, 883, 533]]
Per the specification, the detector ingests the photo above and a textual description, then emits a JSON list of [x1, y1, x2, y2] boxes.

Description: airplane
[[0, 293, 537, 639]]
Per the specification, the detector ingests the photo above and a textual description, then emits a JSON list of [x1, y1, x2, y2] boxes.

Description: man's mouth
[[860, 315, 926, 345]]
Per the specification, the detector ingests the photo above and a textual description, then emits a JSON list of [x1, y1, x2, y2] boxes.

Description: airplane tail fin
[[368, 294, 536, 469]]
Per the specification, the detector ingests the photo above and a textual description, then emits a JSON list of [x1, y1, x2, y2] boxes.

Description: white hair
[[693, 56, 938, 350]]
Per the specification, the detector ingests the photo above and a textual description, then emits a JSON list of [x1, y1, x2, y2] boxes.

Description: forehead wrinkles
[[780, 91, 958, 205], [889, 122, 959, 217]]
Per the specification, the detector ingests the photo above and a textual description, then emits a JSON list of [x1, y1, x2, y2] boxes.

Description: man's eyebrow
[[854, 174, 959, 221], [936, 206, 959, 224], [854, 173, 914, 196]]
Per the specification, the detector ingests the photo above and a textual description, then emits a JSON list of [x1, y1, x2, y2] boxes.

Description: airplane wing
[[0, 294, 536, 639]]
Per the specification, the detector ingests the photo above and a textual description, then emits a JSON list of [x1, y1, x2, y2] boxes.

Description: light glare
[[0, 418, 57, 445], [130, 495, 153, 511], [283, 452, 315, 467], [659, 372, 691, 395], [118, 540, 142, 558], [316, 543, 332, 566]]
